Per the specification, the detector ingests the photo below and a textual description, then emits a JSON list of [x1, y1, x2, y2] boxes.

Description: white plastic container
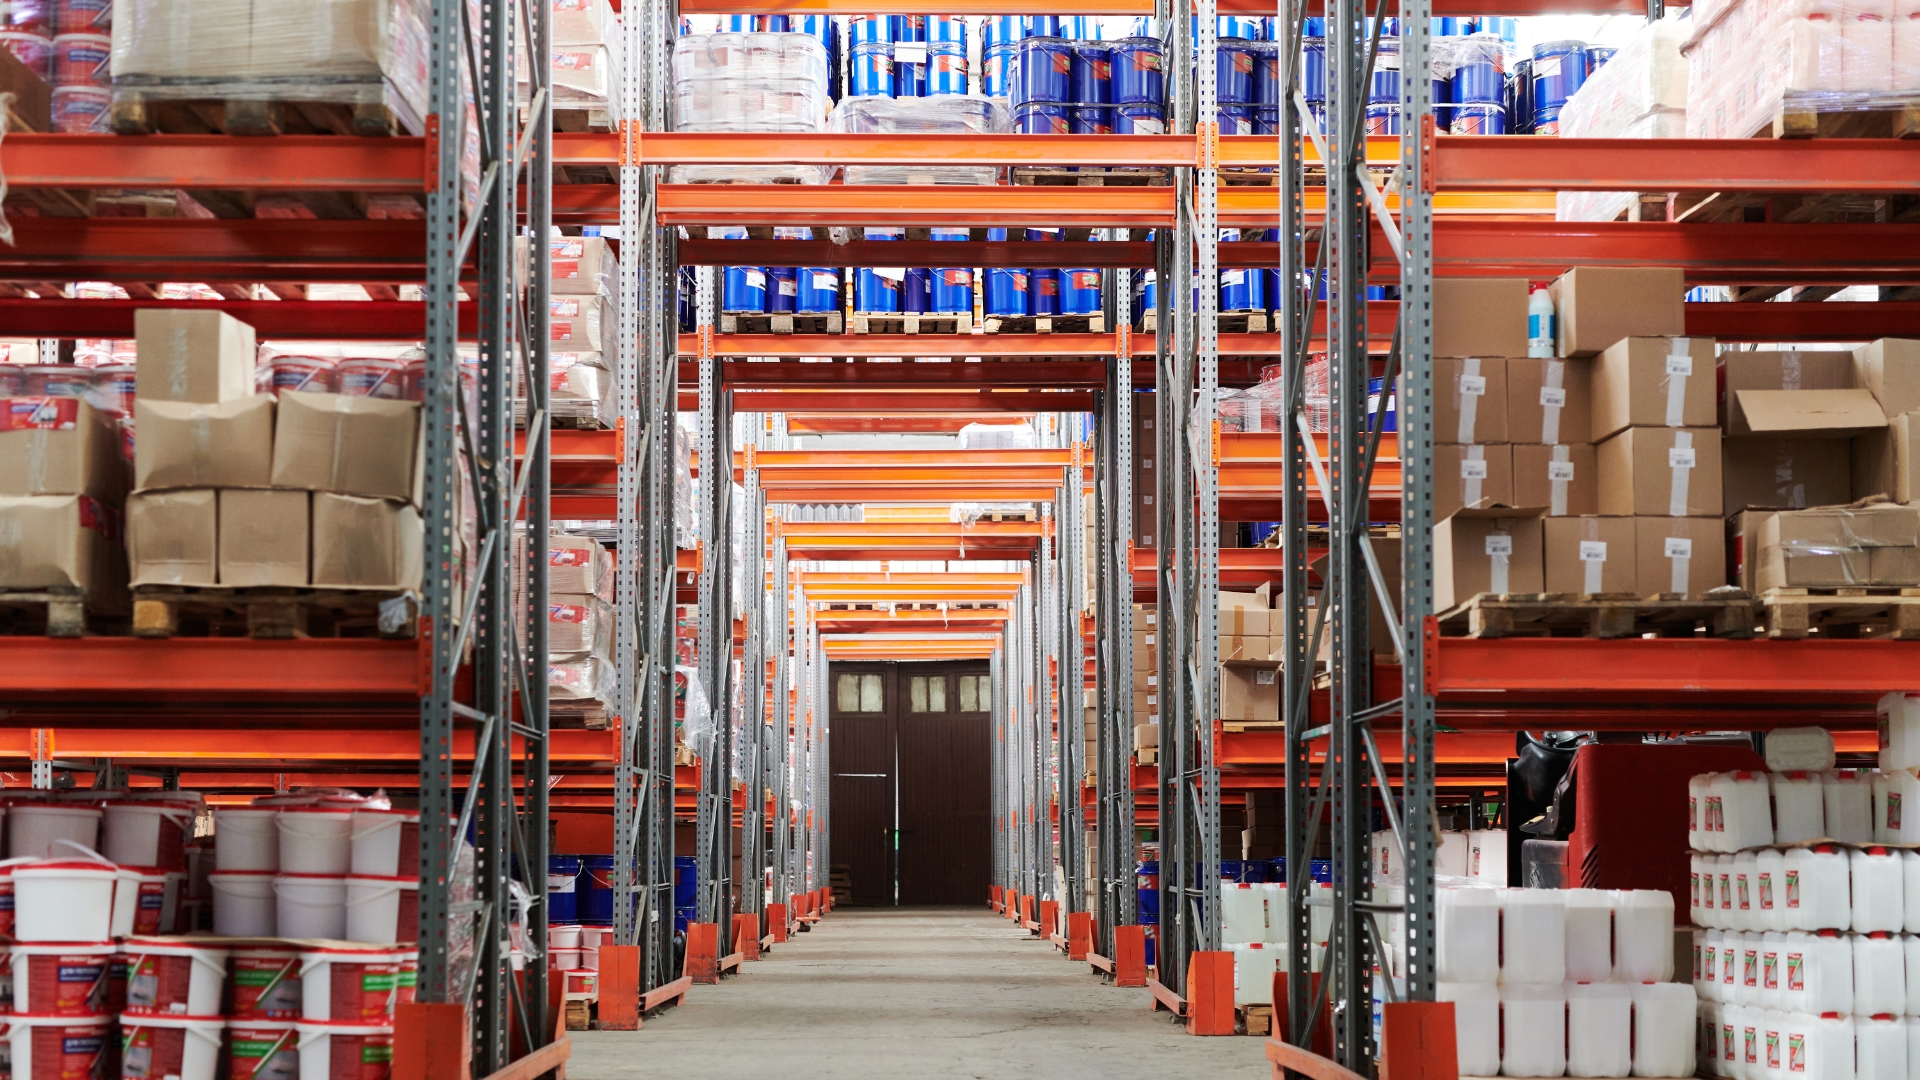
[[1855, 932, 1907, 1017], [1697, 930, 1719, 1002], [228, 947, 303, 1019], [1761, 1008, 1787, 1080], [277, 809, 355, 876], [296, 1021, 394, 1080], [1905, 936, 1920, 1016], [210, 870, 278, 936], [1724, 1003, 1754, 1080], [1903, 850, 1920, 934], [1715, 1002, 1742, 1079], [299, 946, 409, 1021], [1799, 930, 1854, 1016], [1771, 772, 1827, 845], [549, 925, 582, 950], [1633, 981, 1699, 1078], [1792, 1012, 1856, 1080], [1755, 848, 1786, 931], [214, 808, 280, 871], [1720, 929, 1741, 1001], [1784, 846, 1851, 931], [1881, 692, 1920, 771], [1259, 883, 1288, 947], [1856, 1015, 1907, 1080], [1500, 983, 1566, 1077], [1436, 887, 1499, 984], [11, 941, 114, 1015], [1724, 772, 1775, 850], [110, 865, 142, 938], [275, 874, 348, 940], [580, 947, 598, 971], [1231, 942, 1278, 1006], [1498, 888, 1565, 984], [1883, 769, 1920, 844], [1437, 832, 1469, 877], [123, 937, 228, 1017], [1700, 773, 1729, 852], [1738, 931, 1762, 1006], [1566, 981, 1631, 1078], [11, 858, 117, 941], [1440, 981, 1501, 1076], [1689, 773, 1712, 851], [7, 1015, 112, 1080], [1777, 932, 1808, 1014], [348, 809, 419, 878], [1822, 769, 1874, 843], [1468, 830, 1507, 885], [9, 803, 102, 860], [1854, 847, 1907, 933], [1698, 1001, 1721, 1077], [1759, 931, 1785, 1009], [1221, 883, 1267, 945], [1690, 854, 1709, 927], [1563, 889, 1614, 982], [102, 800, 196, 872], [1768, 727, 1837, 772], [552, 947, 582, 969], [1715, 854, 1736, 925], [1733, 852, 1759, 931], [1613, 890, 1674, 983], [120, 1012, 224, 1080], [225, 1019, 300, 1079], [343, 875, 418, 945]]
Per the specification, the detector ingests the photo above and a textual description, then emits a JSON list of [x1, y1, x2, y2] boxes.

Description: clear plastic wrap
[[668, 32, 830, 183], [548, 656, 613, 702], [513, 351, 614, 429], [674, 419, 695, 549], [550, 293, 613, 354], [956, 420, 1036, 449], [1556, 21, 1690, 222], [545, 596, 611, 660], [1683, 0, 1920, 139], [1429, 32, 1508, 82], [551, 0, 616, 48], [1756, 500, 1920, 589], [108, 0, 429, 127], [677, 663, 714, 757], [828, 95, 1010, 186]]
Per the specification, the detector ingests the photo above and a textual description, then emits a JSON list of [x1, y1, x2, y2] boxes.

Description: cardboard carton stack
[[1132, 603, 1158, 756], [0, 393, 131, 613], [123, 310, 425, 593], [1243, 789, 1282, 861], [518, 233, 618, 429], [525, 531, 617, 725]]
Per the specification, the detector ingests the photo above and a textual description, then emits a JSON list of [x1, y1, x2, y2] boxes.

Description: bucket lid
[[225, 1019, 298, 1031], [8, 803, 103, 817], [346, 874, 420, 887], [118, 1013, 225, 1028], [13, 860, 117, 876], [296, 1021, 396, 1035], [273, 873, 350, 881], [122, 936, 228, 954], [209, 869, 279, 878], [300, 944, 411, 959], [11, 941, 117, 955], [7, 1013, 113, 1028]]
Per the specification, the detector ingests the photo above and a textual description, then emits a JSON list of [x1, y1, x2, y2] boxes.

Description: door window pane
[[909, 676, 928, 713], [837, 673, 860, 713], [859, 673, 883, 712], [959, 673, 989, 712], [928, 675, 946, 712]]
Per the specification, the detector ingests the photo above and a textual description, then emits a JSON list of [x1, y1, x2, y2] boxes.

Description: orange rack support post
[[1037, 899, 1060, 941], [595, 945, 641, 1031], [684, 923, 721, 984], [989, 884, 1002, 911], [1378, 1002, 1460, 1080], [1184, 951, 1236, 1036], [1066, 911, 1093, 961], [734, 912, 762, 961], [767, 902, 789, 942], [395, 1002, 470, 1080], [1113, 926, 1147, 987]]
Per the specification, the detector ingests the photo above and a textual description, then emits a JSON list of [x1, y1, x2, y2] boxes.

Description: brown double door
[[828, 661, 992, 906]]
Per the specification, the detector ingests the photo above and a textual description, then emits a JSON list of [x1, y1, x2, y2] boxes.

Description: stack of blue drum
[[674, 855, 698, 933], [981, 229, 1102, 320], [718, 227, 842, 320], [853, 228, 975, 316], [848, 14, 970, 98], [1004, 18, 1165, 136], [720, 14, 840, 98]]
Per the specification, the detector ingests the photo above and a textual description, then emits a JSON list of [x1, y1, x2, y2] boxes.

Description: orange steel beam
[[637, 132, 1198, 167], [798, 572, 1026, 586], [0, 218, 449, 283], [0, 728, 617, 762], [732, 390, 1094, 413], [671, 0, 1643, 15], [0, 637, 426, 699], [3, 134, 430, 191], [781, 520, 1044, 539], [655, 183, 1176, 228], [763, 486, 1070, 504], [1432, 136, 1920, 194], [743, 448, 1072, 470]]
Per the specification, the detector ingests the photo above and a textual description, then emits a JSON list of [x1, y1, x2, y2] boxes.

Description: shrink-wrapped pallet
[[1555, 21, 1690, 222], [1683, 0, 1920, 139], [828, 95, 1009, 186], [668, 32, 830, 183]]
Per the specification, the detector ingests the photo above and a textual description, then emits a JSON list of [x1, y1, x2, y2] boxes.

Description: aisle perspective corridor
[[568, 907, 1271, 1079]]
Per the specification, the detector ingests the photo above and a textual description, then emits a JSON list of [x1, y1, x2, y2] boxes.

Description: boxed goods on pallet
[[827, 95, 1010, 185], [1433, 506, 1546, 610], [1551, 268, 1687, 360], [669, 32, 832, 183], [1744, 501, 1920, 590], [1684, 0, 1920, 138], [1554, 21, 1690, 222], [0, 396, 127, 502]]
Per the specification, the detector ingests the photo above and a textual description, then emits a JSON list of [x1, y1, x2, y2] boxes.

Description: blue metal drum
[[1136, 862, 1159, 919], [927, 15, 965, 44], [930, 247, 972, 314], [1215, 40, 1256, 104], [849, 42, 893, 97], [1302, 38, 1327, 103], [1253, 106, 1279, 134], [979, 15, 1021, 48], [1013, 102, 1068, 133], [1586, 45, 1616, 75], [1250, 41, 1282, 107], [982, 43, 1017, 97], [1070, 41, 1111, 103], [1218, 105, 1255, 134], [1369, 37, 1400, 103], [724, 15, 755, 32], [1301, 17, 1325, 36], [1531, 40, 1588, 127], [927, 42, 967, 94], [579, 855, 614, 924], [676, 267, 693, 330], [760, 15, 790, 32], [1219, 265, 1263, 312], [1511, 58, 1532, 133], [1108, 38, 1164, 105], [848, 14, 888, 44], [1028, 268, 1059, 316], [1365, 103, 1400, 134], [1485, 17, 1517, 43], [1369, 376, 1398, 431], [1112, 103, 1165, 134], [1432, 17, 1471, 34], [722, 266, 766, 313], [1128, 17, 1156, 37], [902, 268, 932, 313], [1451, 43, 1504, 103], [1069, 106, 1110, 133], [547, 856, 581, 923], [855, 267, 901, 312], [1012, 36, 1073, 104], [1021, 15, 1060, 38], [985, 268, 1029, 317], [1450, 103, 1507, 135], [765, 266, 798, 313], [1218, 15, 1263, 39], [889, 14, 925, 41], [894, 44, 926, 97], [673, 856, 698, 907], [1060, 16, 1097, 40], [796, 268, 839, 313], [1060, 268, 1101, 315]]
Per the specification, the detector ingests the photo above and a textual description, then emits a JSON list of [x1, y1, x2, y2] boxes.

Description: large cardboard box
[[1854, 339, 1920, 419], [1735, 389, 1886, 438], [1133, 691, 1158, 718], [1727, 510, 1774, 593], [1131, 668, 1159, 693], [311, 494, 423, 590], [1854, 412, 1920, 503], [1543, 516, 1638, 595], [1219, 586, 1270, 637], [0, 494, 128, 606], [1434, 444, 1514, 520], [1423, 356, 1510, 445], [1720, 351, 1855, 435], [134, 309, 257, 404], [270, 391, 420, 502], [1133, 603, 1157, 630], [1549, 267, 1686, 358], [515, 531, 613, 602], [218, 489, 309, 587], [1307, 537, 1402, 661], [1635, 517, 1727, 597], [1219, 661, 1281, 722], [0, 398, 126, 503], [1513, 443, 1598, 517], [1591, 336, 1718, 439], [134, 395, 275, 492], [127, 488, 218, 587], [545, 235, 617, 296], [548, 597, 612, 660], [1724, 438, 1853, 512], [1596, 427, 1723, 518], [1507, 356, 1593, 445], [1434, 278, 1529, 358], [1433, 507, 1546, 610], [1133, 630, 1158, 671], [1756, 510, 1871, 591], [1219, 635, 1270, 661], [1134, 723, 1159, 751], [1870, 546, 1920, 586]]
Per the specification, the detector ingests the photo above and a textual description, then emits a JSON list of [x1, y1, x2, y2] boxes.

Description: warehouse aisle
[[569, 908, 1268, 1079]]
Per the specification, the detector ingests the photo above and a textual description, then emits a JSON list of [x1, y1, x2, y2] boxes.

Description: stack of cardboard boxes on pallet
[[1130, 591, 1284, 763]]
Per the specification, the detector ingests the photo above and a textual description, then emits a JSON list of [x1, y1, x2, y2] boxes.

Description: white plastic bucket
[[1439, 981, 1498, 1076], [122, 937, 228, 1017], [102, 801, 196, 872], [275, 874, 348, 940], [111, 865, 143, 937], [9, 803, 100, 859], [299, 946, 409, 1022], [578, 925, 607, 949], [119, 1012, 224, 1080], [1500, 982, 1566, 1078], [8, 1014, 111, 1080], [548, 925, 582, 950], [226, 1019, 300, 1080], [12, 859, 117, 941], [296, 1021, 394, 1080], [343, 875, 419, 945], [277, 809, 355, 876], [215, 809, 280, 872], [348, 810, 419, 877], [120, 870, 181, 937], [11, 942, 114, 1016], [229, 948, 303, 1019], [1562, 889, 1613, 982], [1220, 882, 1266, 945], [1612, 889, 1675, 982], [1566, 981, 1631, 1078], [551, 947, 582, 969], [210, 870, 278, 936], [581, 946, 599, 971]]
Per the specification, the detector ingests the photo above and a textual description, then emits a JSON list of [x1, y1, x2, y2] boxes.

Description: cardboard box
[[0, 40, 51, 133], [545, 235, 617, 295], [1640, 515, 1734, 597], [1133, 691, 1158, 717], [1870, 546, 1920, 586], [1423, 356, 1510, 445], [218, 489, 309, 587], [1131, 668, 1158, 693], [134, 395, 275, 492], [127, 488, 218, 587], [1134, 723, 1159, 751], [0, 398, 126, 503], [1543, 516, 1637, 595], [1219, 661, 1281, 722], [1736, 389, 1886, 438], [1854, 339, 1920, 419], [517, 532, 613, 601], [1243, 826, 1284, 860], [1433, 507, 1546, 610], [1720, 351, 1855, 435], [1434, 444, 1514, 521], [1133, 603, 1157, 629], [1725, 438, 1853, 511], [270, 391, 420, 502], [1595, 427, 1723, 518], [1854, 412, 1920, 503], [1220, 586, 1270, 637], [548, 597, 612, 660], [134, 309, 257, 404], [311, 494, 423, 590], [0, 494, 127, 605], [1591, 336, 1718, 439], [1307, 537, 1402, 661], [1756, 511, 1871, 591], [1549, 267, 1686, 358], [1513, 443, 1598, 517], [1507, 357, 1593, 445], [1245, 791, 1282, 830], [1219, 635, 1270, 661], [1434, 278, 1529, 358], [1133, 630, 1158, 671], [1727, 510, 1773, 593]]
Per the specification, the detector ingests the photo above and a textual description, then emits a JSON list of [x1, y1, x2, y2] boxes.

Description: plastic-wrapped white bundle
[[674, 419, 696, 549], [1683, 0, 1920, 139], [669, 33, 831, 183], [515, 352, 615, 429], [957, 420, 1037, 449], [552, 0, 617, 46], [548, 656, 613, 702], [1556, 20, 1689, 222], [829, 95, 1010, 186]]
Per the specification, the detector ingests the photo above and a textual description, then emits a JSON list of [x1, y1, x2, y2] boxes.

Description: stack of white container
[[668, 32, 833, 183], [206, 795, 420, 945], [1220, 879, 1334, 1009]]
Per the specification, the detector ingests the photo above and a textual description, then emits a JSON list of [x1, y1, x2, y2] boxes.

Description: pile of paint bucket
[[712, 227, 846, 321], [0, 0, 113, 132], [846, 15, 970, 98], [207, 795, 420, 946], [1001, 16, 1165, 136]]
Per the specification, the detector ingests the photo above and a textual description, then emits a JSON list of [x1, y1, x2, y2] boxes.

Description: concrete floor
[[569, 907, 1270, 1079]]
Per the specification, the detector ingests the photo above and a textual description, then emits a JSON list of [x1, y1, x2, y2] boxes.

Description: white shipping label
[[1458, 374, 1487, 396], [1669, 447, 1697, 468], [1460, 458, 1489, 480], [1666, 538, 1694, 558], [1666, 355, 1694, 377], [1539, 387, 1567, 408], [1546, 461, 1575, 482], [1484, 535, 1513, 556], [1579, 541, 1609, 562], [811, 272, 838, 289], [875, 267, 906, 281], [1256, 670, 1276, 685], [1535, 57, 1561, 79], [778, 279, 797, 296], [894, 42, 927, 63], [1222, 270, 1246, 285], [745, 270, 766, 287]]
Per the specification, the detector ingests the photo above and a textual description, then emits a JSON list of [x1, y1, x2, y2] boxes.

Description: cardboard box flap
[[1438, 503, 1551, 526], [1735, 389, 1887, 437]]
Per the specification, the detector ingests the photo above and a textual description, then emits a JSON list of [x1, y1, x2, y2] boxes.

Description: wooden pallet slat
[[1758, 586, 1920, 640], [128, 586, 419, 640], [848, 313, 969, 335], [1436, 589, 1758, 640], [0, 588, 121, 638], [982, 313, 1106, 335]]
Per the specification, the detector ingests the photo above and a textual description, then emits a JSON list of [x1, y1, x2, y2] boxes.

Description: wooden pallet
[[848, 313, 969, 335], [1242, 1004, 1273, 1037], [130, 586, 419, 639], [1759, 587, 1920, 640], [108, 90, 411, 137], [982, 314, 1106, 334], [1139, 311, 1269, 333], [0, 589, 128, 638], [1435, 590, 1758, 640], [719, 312, 843, 335], [1220, 168, 1281, 186], [1775, 99, 1920, 139], [564, 1000, 593, 1031], [1012, 165, 1171, 187], [1137, 747, 1158, 766], [552, 702, 613, 730], [553, 106, 615, 134]]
